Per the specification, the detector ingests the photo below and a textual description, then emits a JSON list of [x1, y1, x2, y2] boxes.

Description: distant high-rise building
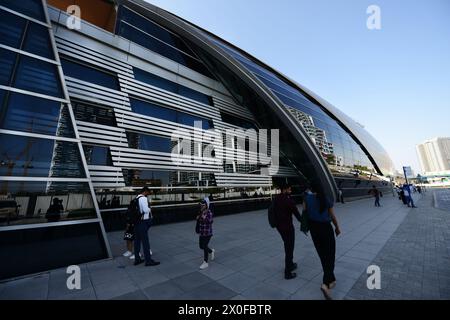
[[416, 138, 450, 173]]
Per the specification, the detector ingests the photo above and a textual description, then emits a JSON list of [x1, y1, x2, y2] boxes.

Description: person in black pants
[[133, 187, 160, 267], [303, 183, 341, 300], [197, 199, 215, 270], [273, 183, 302, 279], [368, 186, 381, 207]]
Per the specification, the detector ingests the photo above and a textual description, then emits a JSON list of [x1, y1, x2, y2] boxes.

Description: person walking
[[303, 183, 341, 300], [338, 189, 345, 204], [368, 186, 381, 207], [133, 187, 160, 266], [197, 199, 215, 270], [122, 209, 135, 259], [403, 184, 417, 208], [273, 183, 302, 280]]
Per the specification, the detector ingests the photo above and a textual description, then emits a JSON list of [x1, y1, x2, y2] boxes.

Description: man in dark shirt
[[368, 186, 381, 207], [273, 183, 302, 279]]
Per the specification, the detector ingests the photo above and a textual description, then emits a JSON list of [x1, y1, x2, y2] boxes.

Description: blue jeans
[[134, 219, 152, 263], [375, 196, 381, 207], [407, 196, 415, 207]]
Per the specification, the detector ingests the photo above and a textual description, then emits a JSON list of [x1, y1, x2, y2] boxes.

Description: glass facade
[[126, 131, 173, 153], [0, 0, 46, 22], [0, 181, 96, 227], [0, 48, 63, 97], [72, 100, 117, 127], [0, 9, 54, 59], [116, 6, 215, 79], [0, 2, 108, 280], [200, 35, 392, 195], [0, 90, 75, 137], [0, 134, 86, 178], [0, 0, 396, 280], [134, 67, 212, 106], [61, 58, 120, 90], [83, 145, 113, 166], [130, 97, 213, 130], [220, 111, 258, 130]]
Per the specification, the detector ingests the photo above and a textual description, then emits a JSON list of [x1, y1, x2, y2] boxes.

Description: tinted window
[[127, 132, 172, 153], [13, 55, 63, 97], [83, 145, 112, 166], [130, 98, 212, 129], [178, 86, 210, 105], [133, 67, 211, 105], [22, 22, 54, 59], [0, 181, 96, 227], [134, 67, 177, 92], [117, 6, 215, 79], [0, 134, 86, 178], [119, 7, 194, 54], [177, 112, 211, 130], [72, 101, 117, 127], [0, 48, 16, 86], [130, 98, 177, 123], [118, 23, 185, 64], [123, 169, 170, 187], [0, 11, 53, 59], [61, 58, 119, 90], [220, 112, 257, 130], [0, 0, 46, 22], [0, 10, 27, 48], [0, 90, 75, 137]]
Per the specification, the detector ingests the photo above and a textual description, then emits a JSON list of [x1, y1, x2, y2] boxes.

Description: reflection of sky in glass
[[203, 33, 392, 176]]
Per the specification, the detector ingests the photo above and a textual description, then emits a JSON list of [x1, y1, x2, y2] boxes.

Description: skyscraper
[[416, 137, 450, 174]]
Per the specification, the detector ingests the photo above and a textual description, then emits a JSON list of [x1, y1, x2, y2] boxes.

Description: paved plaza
[[1, 190, 449, 300]]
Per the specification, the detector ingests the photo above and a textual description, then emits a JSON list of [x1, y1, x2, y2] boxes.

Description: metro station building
[[0, 0, 394, 279]]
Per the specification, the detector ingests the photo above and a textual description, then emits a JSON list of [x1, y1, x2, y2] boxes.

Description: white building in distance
[[416, 137, 450, 174]]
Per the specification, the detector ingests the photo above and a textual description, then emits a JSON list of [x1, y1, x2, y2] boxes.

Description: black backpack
[[127, 195, 143, 224], [268, 201, 277, 228]]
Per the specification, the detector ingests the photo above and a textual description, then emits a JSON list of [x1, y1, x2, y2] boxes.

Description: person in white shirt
[[134, 187, 160, 266]]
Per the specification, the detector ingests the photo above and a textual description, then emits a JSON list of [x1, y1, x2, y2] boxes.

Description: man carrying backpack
[[273, 183, 302, 280], [131, 187, 160, 267]]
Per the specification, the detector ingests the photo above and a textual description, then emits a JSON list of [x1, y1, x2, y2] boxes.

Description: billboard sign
[[403, 166, 414, 178]]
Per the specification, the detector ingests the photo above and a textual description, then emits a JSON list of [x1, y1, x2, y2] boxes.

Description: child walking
[[123, 218, 135, 259], [197, 199, 215, 269]]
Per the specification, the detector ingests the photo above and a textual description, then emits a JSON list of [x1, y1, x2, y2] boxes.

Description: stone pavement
[[346, 189, 450, 300], [1, 191, 444, 300]]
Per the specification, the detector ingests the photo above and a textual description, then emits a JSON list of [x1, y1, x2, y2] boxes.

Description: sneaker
[[209, 249, 215, 261], [320, 284, 332, 300], [129, 254, 135, 260], [145, 259, 160, 267], [199, 261, 209, 270], [122, 250, 132, 257], [284, 272, 297, 280]]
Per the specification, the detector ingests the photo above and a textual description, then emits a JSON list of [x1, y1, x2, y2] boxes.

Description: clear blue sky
[[147, 0, 450, 174]]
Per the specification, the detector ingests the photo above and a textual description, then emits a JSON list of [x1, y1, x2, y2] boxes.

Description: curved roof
[[293, 83, 395, 176], [123, 0, 395, 197]]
